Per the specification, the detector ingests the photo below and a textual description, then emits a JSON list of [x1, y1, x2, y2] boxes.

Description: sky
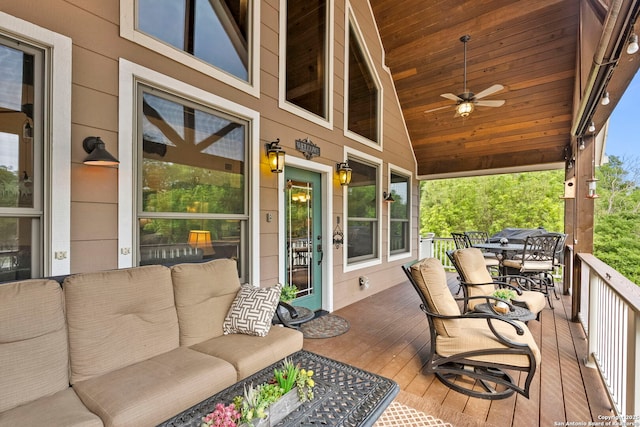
[[605, 70, 640, 160]]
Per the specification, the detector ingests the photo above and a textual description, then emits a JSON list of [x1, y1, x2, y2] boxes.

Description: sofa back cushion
[[63, 265, 179, 384], [171, 259, 241, 346], [0, 279, 69, 412]]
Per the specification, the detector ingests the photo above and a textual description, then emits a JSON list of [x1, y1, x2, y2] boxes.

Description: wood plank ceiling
[[369, 0, 580, 177]]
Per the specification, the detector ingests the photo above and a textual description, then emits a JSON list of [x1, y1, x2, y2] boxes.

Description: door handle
[[317, 244, 323, 265]]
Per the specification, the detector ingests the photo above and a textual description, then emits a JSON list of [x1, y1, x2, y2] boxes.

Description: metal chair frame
[[402, 259, 537, 400]]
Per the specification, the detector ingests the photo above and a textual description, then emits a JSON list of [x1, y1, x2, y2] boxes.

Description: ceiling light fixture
[[588, 121, 596, 133], [601, 91, 610, 106], [627, 33, 639, 55], [579, 139, 585, 151], [456, 101, 474, 118]]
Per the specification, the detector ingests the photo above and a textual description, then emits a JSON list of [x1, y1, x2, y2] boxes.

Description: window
[[346, 21, 380, 144], [284, 0, 328, 118], [137, 86, 249, 279], [346, 158, 379, 264], [0, 37, 44, 280], [389, 171, 410, 255], [123, 0, 258, 94]]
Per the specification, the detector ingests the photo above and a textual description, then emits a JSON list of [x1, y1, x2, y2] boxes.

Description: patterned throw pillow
[[223, 284, 282, 337]]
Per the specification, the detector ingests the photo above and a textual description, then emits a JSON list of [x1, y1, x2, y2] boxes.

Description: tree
[[594, 155, 640, 284], [420, 170, 564, 237]]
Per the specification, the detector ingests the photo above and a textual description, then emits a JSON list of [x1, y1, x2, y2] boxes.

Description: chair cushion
[[223, 283, 282, 337], [436, 318, 541, 367], [0, 388, 103, 426], [63, 265, 179, 384], [72, 347, 236, 427], [513, 290, 546, 315], [190, 325, 303, 379], [0, 279, 69, 413], [452, 248, 496, 310], [410, 258, 460, 337], [502, 259, 554, 272], [171, 259, 242, 346]]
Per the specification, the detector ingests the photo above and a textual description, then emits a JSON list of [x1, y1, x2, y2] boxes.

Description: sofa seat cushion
[[0, 279, 70, 413], [0, 388, 103, 426], [190, 325, 303, 379], [72, 347, 236, 427], [436, 318, 541, 368]]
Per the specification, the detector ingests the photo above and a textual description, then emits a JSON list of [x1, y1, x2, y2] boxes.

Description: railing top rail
[[577, 252, 640, 312]]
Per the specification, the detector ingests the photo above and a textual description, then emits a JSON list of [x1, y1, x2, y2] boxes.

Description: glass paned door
[[285, 167, 322, 310]]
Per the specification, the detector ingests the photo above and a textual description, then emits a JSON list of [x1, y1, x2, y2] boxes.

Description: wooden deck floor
[[302, 273, 614, 426]]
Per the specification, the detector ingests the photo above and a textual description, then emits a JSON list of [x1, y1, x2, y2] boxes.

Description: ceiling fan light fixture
[[456, 101, 474, 117]]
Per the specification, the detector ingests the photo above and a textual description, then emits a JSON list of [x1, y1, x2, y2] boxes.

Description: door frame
[[278, 155, 333, 312]]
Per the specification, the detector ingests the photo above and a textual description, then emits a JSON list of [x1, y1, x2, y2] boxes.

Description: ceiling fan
[[425, 35, 505, 117]]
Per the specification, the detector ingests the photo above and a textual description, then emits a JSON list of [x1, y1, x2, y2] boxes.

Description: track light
[[601, 91, 610, 106], [588, 121, 596, 133], [627, 33, 639, 55], [579, 139, 585, 151]]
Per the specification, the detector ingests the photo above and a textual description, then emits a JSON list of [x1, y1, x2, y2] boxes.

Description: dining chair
[[453, 231, 500, 274], [502, 233, 562, 308]]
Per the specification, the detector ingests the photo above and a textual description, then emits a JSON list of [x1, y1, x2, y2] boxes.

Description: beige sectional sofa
[[0, 259, 303, 427]]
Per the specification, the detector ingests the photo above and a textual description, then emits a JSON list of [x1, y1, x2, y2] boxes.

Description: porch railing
[[422, 237, 456, 271], [577, 253, 640, 416]]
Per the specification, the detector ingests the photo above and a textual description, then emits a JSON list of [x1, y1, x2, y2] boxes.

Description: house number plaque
[[295, 137, 320, 160]]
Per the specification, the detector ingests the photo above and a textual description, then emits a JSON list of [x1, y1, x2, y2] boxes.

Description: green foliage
[[420, 170, 564, 237], [492, 288, 517, 302], [273, 358, 299, 393], [593, 156, 640, 284], [280, 284, 298, 303]]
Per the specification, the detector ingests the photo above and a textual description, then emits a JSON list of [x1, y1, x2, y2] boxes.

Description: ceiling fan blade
[[424, 105, 454, 114], [475, 100, 505, 107], [474, 84, 504, 100], [441, 93, 462, 102]]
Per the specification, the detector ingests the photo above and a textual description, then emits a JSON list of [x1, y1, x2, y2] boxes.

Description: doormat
[[300, 314, 350, 339]]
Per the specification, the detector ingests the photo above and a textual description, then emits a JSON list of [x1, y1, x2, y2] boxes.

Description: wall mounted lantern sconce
[[627, 33, 639, 55], [383, 191, 395, 203], [83, 136, 119, 166], [266, 138, 285, 173], [336, 161, 352, 186]]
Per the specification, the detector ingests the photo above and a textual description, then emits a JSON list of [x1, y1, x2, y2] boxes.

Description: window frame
[[343, 4, 383, 151], [278, 0, 334, 129], [0, 12, 72, 277], [118, 59, 260, 282], [120, 0, 261, 98], [343, 147, 382, 271], [387, 163, 412, 261]]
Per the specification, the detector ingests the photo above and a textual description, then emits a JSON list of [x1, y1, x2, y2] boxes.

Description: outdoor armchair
[[402, 257, 540, 400], [448, 248, 547, 318]]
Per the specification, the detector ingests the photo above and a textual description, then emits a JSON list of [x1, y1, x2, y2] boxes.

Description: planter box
[[241, 389, 302, 427], [268, 389, 302, 426]]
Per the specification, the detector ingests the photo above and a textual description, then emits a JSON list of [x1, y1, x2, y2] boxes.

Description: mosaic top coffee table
[[158, 350, 399, 427]]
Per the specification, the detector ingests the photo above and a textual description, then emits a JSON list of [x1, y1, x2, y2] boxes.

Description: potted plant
[[280, 284, 298, 304], [492, 288, 517, 314]]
